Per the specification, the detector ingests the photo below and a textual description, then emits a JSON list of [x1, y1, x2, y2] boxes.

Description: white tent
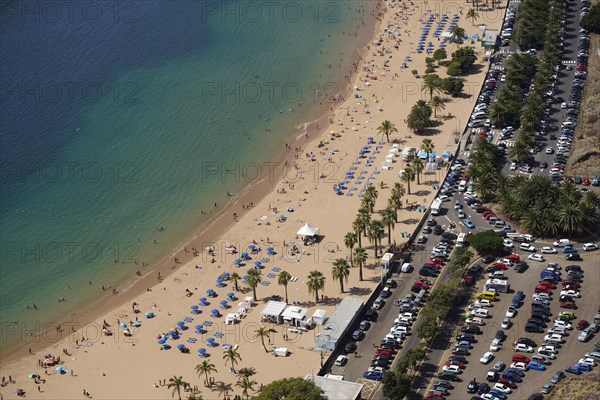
[[260, 300, 287, 324], [297, 223, 319, 237], [282, 306, 308, 327], [225, 313, 241, 325]]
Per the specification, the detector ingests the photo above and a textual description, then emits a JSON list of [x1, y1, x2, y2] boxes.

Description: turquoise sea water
[[0, 0, 372, 349]]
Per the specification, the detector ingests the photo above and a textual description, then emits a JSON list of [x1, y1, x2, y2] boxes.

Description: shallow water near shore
[[0, 0, 374, 350]]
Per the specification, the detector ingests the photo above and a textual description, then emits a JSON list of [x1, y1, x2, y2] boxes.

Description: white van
[[401, 263, 413, 273], [553, 239, 570, 247], [457, 233, 467, 246], [458, 180, 468, 192]]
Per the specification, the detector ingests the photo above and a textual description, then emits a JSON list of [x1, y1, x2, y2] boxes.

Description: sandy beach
[[0, 1, 506, 398]]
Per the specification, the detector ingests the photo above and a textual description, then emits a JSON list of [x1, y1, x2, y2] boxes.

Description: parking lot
[[436, 247, 600, 399]]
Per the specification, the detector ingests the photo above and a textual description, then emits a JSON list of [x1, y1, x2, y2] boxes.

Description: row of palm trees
[[167, 347, 251, 400]]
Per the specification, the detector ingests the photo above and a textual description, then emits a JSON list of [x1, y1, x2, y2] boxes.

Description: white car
[[473, 300, 493, 308], [514, 343, 534, 353], [541, 247, 557, 254], [473, 309, 489, 318], [553, 320, 572, 330], [503, 239, 514, 248], [442, 365, 462, 374], [510, 361, 529, 371], [480, 352, 494, 364], [528, 254, 545, 262], [583, 243, 598, 251], [544, 334, 564, 343], [509, 161, 517, 171], [335, 355, 348, 366], [560, 290, 580, 298], [538, 345, 558, 354], [537, 351, 556, 359], [368, 366, 384, 373], [490, 338, 503, 352], [545, 148, 554, 154], [466, 317, 485, 326], [579, 357, 597, 366], [533, 293, 551, 301], [493, 383, 512, 394], [506, 307, 517, 318]]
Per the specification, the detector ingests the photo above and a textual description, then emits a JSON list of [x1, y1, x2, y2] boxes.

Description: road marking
[[355, 377, 380, 399]]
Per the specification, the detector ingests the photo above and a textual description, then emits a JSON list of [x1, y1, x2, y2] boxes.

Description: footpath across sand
[[0, 1, 506, 399]]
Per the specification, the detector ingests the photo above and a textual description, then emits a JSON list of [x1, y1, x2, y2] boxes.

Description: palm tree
[[421, 138, 435, 161], [353, 209, 371, 248], [187, 394, 203, 400], [277, 270, 292, 304], [407, 100, 433, 133], [387, 192, 403, 216], [353, 247, 367, 281], [377, 120, 398, 142], [213, 382, 232, 399], [254, 327, 270, 353], [381, 207, 397, 245], [230, 272, 241, 291], [421, 74, 443, 100], [509, 140, 530, 163], [245, 268, 261, 300], [167, 376, 187, 400], [343, 232, 357, 267], [331, 258, 351, 293], [367, 219, 385, 257], [238, 367, 256, 379], [428, 95, 446, 117], [450, 25, 465, 44], [307, 270, 326, 303], [195, 361, 217, 387], [364, 185, 379, 212], [411, 157, 424, 185], [236, 377, 257, 400], [401, 165, 415, 194], [466, 8, 479, 25], [223, 347, 242, 373]]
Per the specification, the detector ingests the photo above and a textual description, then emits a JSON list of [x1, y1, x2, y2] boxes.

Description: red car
[[426, 391, 444, 399], [512, 354, 530, 363], [564, 283, 581, 290], [576, 320, 589, 330], [562, 279, 580, 286], [375, 349, 394, 357], [534, 285, 552, 294], [498, 378, 518, 389], [465, 275, 475, 285], [507, 254, 520, 262], [539, 280, 557, 289], [560, 301, 577, 309], [445, 359, 464, 368], [582, 177, 590, 186]]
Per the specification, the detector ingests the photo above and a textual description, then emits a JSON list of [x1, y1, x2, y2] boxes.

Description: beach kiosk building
[[282, 306, 309, 327], [305, 375, 363, 400], [313, 296, 364, 351], [260, 300, 287, 324]]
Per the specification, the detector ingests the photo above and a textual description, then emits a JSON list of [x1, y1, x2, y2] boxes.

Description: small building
[[312, 309, 327, 325], [314, 296, 364, 351], [380, 253, 394, 270], [260, 300, 287, 324], [282, 306, 309, 327], [305, 375, 363, 400], [481, 29, 499, 49]]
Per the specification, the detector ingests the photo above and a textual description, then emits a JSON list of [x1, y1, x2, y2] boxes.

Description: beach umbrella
[[266, 247, 274, 253], [211, 309, 219, 315], [367, 136, 373, 142], [248, 244, 256, 250], [241, 251, 249, 258], [216, 278, 224, 285], [334, 187, 341, 193], [207, 337, 215, 344], [55, 366, 64, 372], [227, 292, 235, 299], [254, 261, 262, 267], [206, 289, 214, 295], [198, 348, 206, 355], [191, 305, 199, 310], [199, 297, 207, 304], [168, 330, 176, 336], [145, 312, 153, 318], [195, 324, 203, 330], [120, 322, 127, 329], [220, 300, 228, 306], [222, 272, 230, 278], [234, 258, 242, 264], [133, 321, 140, 327], [176, 321, 185, 327], [176, 344, 185, 350], [157, 339, 166, 345]]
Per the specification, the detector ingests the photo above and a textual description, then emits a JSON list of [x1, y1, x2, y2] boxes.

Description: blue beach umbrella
[[248, 244, 256, 250], [216, 278, 224, 285], [120, 322, 127, 329], [207, 337, 215, 344], [222, 272, 230, 278], [168, 330, 176, 336], [211, 309, 219, 315], [334, 187, 341, 193], [220, 300, 228, 306], [191, 305, 199, 310], [199, 297, 207, 304], [195, 324, 203, 331], [176, 321, 185, 327], [158, 339, 166, 345], [254, 261, 262, 267], [234, 258, 242, 264], [198, 348, 206, 354], [227, 292, 234, 299], [206, 289, 214, 295], [241, 252, 249, 258], [267, 246, 274, 253], [176, 344, 185, 349]]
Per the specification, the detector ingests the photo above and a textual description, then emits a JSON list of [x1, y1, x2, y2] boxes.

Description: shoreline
[[0, 0, 384, 364]]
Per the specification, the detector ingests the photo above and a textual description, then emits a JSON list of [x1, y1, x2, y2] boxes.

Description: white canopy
[[261, 300, 287, 317], [297, 223, 319, 237], [312, 309, 327, 325]]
